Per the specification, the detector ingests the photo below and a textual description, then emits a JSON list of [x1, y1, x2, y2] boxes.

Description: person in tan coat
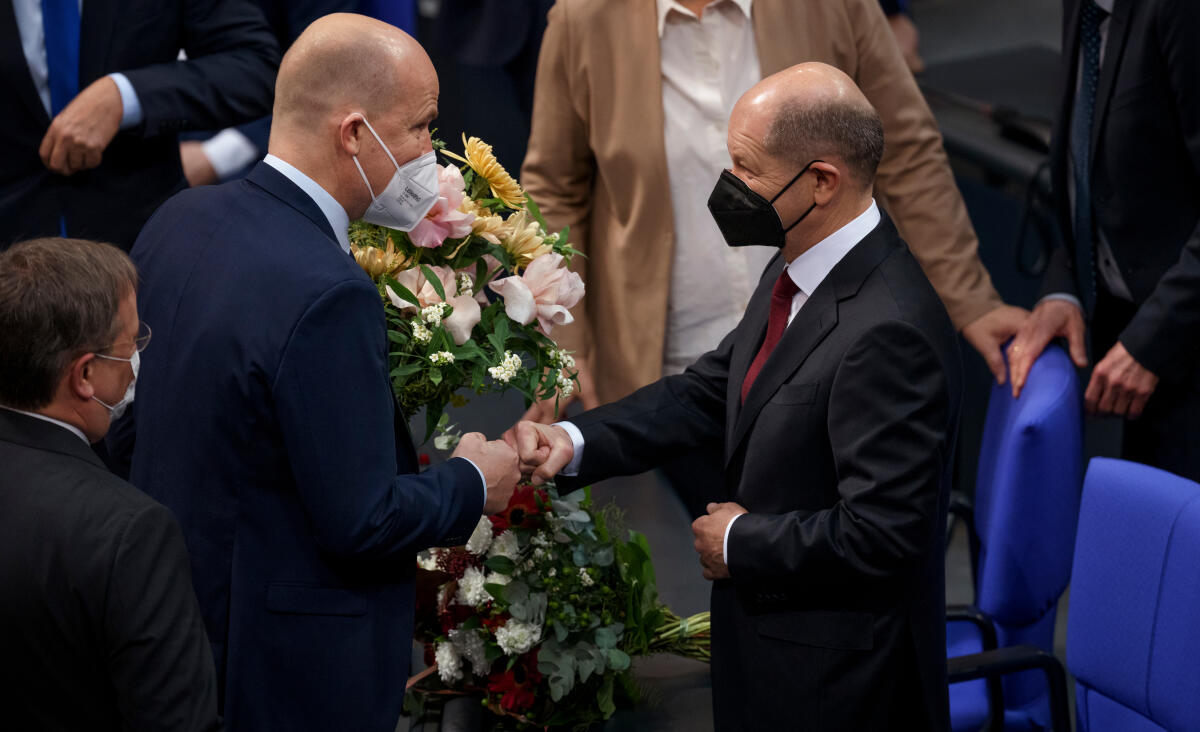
[[521, 0, 1026, 423]]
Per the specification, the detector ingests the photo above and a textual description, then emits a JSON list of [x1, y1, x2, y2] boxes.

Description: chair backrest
[[973, 345, 1083, 712], [1069, 458, 1200, 732]]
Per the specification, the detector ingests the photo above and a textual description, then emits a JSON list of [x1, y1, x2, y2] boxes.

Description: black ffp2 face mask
[[706, 160, 822, 248]]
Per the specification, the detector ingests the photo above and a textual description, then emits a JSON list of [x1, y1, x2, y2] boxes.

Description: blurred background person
[[1007, 0, 1200, 482], [0, 237, 219, 732], [519, 0, 1026, 515], [111, 15, 519, 731], [0, 0, 280, 251]]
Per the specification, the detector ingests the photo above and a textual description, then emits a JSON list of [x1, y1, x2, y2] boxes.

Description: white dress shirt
[[11, 0, 143, 128], [1049, 0, 1133, 310], [0, 405, 88, 445], [561, 200, 882, 569], [658, 0, 775, 376], [261, 154, 489, 500], [202, 128, 261, 180]]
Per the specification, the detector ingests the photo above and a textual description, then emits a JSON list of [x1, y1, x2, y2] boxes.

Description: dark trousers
[[1092, 292, 1200, 483]]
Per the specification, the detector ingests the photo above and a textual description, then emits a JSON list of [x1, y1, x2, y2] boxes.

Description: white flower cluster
[[485, 571, 511, 587], [449, 626, 489, 677], [411, 320, 432, 344], [580, 569, 595, 587], [429, 351, 455, 366], [421, 302, 449, 325], [456, 272, 474, 298], [556, 369, 575, 399], [488, 351, 522, 383], [455, 566, 491, 608], [487, 530, 519, 560], [435, 641, 462, 683], [465, 516, 493, 555], [416, 549, 440, 572], [496, 618, 542, 656], [550, 348, 576, 370]]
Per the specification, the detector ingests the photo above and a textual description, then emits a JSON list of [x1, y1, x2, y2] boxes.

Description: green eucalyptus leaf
[[484, 556, 516, 574]]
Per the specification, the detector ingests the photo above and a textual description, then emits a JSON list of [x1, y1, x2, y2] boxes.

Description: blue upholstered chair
[[948, 458, 1200, 732], [948, 345, 1083, 731]]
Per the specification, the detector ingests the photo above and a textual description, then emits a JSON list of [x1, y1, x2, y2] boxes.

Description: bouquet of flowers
[[349, 134, 584, 439], [408, 481, 711, 729]]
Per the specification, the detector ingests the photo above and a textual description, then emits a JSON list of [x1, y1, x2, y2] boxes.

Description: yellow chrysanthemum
[[501, 210, 551, 270], [352, 235, 414, 281], [442, 134, 526, 209], [459, 197, 508, 245]]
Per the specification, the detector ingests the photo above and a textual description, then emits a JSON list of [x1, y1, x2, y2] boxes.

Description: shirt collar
[[1094, 0, 1114, 13], [263, 154, 352, 254], [784, 199, 881, 296], [0, 406, 89, 445], [657, 0, 754, 37]]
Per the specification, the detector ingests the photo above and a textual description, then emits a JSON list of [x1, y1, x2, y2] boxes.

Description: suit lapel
[[725, 254, 780, 450], [725, 216, 903, 461], [79, 0, 120, 86], [245, 163, 341, 246], [0, 1, 51, 128], [1090, 0, 1133, 163]]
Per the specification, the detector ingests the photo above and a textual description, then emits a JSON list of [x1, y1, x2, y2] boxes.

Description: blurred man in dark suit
[[1008, 0, 1200, 481], [511, 64, 961, 731], [0, 0, 280, 250], [114, 15, 520, 731], [0, 237, 219, 732]]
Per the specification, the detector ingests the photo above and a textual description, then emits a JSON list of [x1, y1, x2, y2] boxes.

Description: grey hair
[[763, 98, 885, 189], [0, 238, 137, 409]]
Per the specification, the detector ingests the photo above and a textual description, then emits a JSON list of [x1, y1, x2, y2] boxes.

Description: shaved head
[[735, 62, 884, 189], [273, 13, 436, 137]]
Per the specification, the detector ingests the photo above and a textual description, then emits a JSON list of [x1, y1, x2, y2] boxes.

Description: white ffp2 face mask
[[352, 115, 439, 232], [92, 349, 139, 420]]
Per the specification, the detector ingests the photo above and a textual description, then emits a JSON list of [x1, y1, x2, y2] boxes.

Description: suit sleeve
[[272, 279, 484, 559], [106, 502, 221, 732], [518, 0, 596, 362], [119, 0, 280, 138], [728, 321, 951, 586], [567, 327, 733, 484], [848, 0, 1003, 329], [1117, 0, 1200, 378]]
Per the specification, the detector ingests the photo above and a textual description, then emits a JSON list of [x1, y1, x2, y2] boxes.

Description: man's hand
[[452, 432, 521, 514], [504, 421, 574, 485], [1085, 341, 1159, 419], [691, 502, 748, 581], [39, 77, 124, 176], [1006, 299, 1089, 398], [962, 305, 1030, 385], [520, 356, 600, 424], [180, 141, 219, 187]]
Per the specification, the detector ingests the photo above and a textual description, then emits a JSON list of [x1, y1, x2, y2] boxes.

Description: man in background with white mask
[[0, 237, 221, 731], [108, 14, 521, 731]]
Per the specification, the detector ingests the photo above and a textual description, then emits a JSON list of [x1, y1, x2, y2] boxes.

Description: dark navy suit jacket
[[112, 162, 483, 731]]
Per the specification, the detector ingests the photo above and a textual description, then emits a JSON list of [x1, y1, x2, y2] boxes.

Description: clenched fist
[[452, 432, 521, 514], [39, 76, 124, 176]]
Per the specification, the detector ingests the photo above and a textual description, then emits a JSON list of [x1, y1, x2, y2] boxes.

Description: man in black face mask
[[507, 62, 963, 731]]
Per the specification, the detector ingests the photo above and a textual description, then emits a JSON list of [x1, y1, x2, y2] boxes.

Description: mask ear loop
[[351, 114, 402, 200], [771, 159, 824, 232]]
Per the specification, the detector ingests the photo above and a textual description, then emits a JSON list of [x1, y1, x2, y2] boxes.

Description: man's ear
[[66, 352, 97, 402], [811, 161, 841, 206], [339, 114, 367, 157]]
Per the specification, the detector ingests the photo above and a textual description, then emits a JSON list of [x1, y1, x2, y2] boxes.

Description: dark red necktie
[[741, 270, 800, 403]]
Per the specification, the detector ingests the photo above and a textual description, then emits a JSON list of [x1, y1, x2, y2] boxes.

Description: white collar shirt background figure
[[658, 0, 771, 377]]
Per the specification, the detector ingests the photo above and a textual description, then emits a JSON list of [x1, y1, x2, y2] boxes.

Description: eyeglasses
[[101, 321, 152, 356]]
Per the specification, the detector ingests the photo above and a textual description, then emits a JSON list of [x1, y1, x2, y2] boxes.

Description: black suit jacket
[[0, 0, 279, 251], [567, 215, 961, 731], [0, 409, 219, 731], [1045, 0, 1200, 378]]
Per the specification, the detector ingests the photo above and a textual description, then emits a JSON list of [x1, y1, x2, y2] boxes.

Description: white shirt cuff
[[1038, 293, 1084, 312], [554, 421, 585, 476], [723, 513, 743, 572], [459, 457, 488, 507], [107, 73, 143, 130], [201, 128, 261, 179]]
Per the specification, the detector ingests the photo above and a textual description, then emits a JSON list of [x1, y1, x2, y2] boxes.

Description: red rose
[[489, 483, 547, 533], [486, 651, 543, 714]]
